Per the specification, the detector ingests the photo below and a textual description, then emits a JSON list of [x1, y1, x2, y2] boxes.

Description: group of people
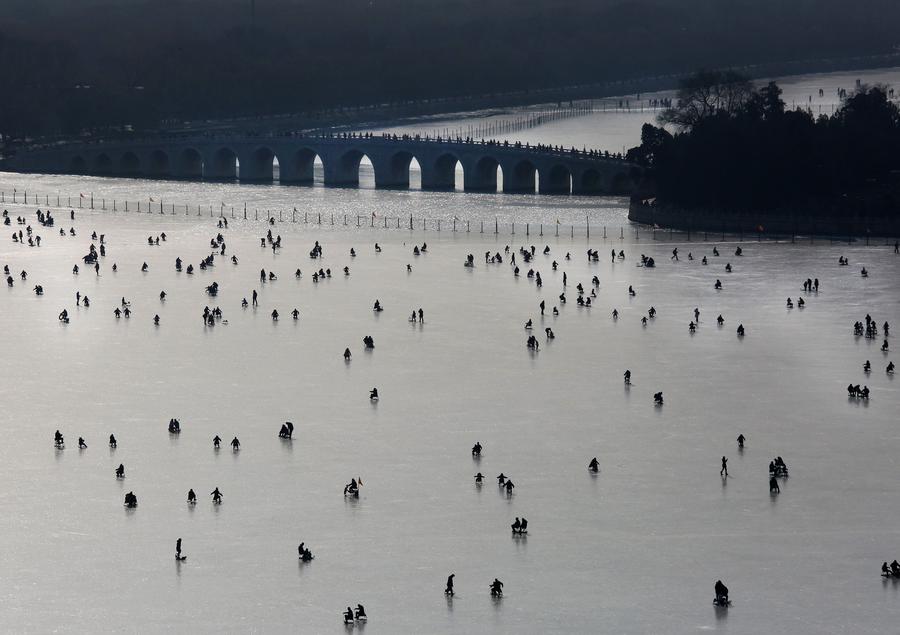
[[342, 605, 366, 624]]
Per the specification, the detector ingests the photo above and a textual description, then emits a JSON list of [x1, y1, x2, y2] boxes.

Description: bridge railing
[[13, 131, 630, 164]]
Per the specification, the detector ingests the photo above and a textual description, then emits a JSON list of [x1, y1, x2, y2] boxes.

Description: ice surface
[[0, 201, 898, 634], [0, 67, 898, 633]]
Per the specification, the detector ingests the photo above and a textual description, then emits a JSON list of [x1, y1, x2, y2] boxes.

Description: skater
[[187, 489, 196, 504], [213, 435, 221, 449], [472, 442, 482, 457], [176, 538, 185, 561], [720, 456, 728, 476], [231, 437, 240, 451], [445, 573, 455, 596], [115, 464, 125, 478], [714, 580, 729, 606], [490, 578, 504, 597], [770, 476, 780, 493], [109, 434, 117, 448], [210, 487, 223, 504], [588, 457, 600, 472], [737, 434, 745, 449]]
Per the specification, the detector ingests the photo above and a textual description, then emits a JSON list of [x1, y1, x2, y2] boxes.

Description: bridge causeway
[[5, 133, 636, 196]]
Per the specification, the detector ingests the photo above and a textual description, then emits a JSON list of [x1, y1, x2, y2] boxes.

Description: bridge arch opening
[[277, 148, 321, 185], [209, 147, 238, 180], [176, 148, 203, 179], [469, 156, 501, 192], [69, 156, 87, 174], [423, 153, 463, 191], [609, 172, 632, 195], [241, 146, 276, 182], [505, 160, 537, 193], [148, 150, 170, 177], [543, 165, 572, 194], [335, 149, 374, 188], [94, 153, 113, 175], [580, 169, 605, 194], [119, 152, 140, 176], [380, 151, 421, 189]]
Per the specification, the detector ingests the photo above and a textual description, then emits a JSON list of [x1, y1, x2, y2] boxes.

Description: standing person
[[737, 434, 745, 449], [445, 574, 455, 596], [720, 456, 728, 476]]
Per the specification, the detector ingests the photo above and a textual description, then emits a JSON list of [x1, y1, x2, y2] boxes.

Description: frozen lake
[[1, 205, 898, 633]]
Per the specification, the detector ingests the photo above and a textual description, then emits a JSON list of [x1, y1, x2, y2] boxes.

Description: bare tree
[[659, 70, 755, 130]]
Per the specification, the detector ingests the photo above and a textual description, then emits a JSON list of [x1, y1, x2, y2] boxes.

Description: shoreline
[[628, 200, 900, 239]]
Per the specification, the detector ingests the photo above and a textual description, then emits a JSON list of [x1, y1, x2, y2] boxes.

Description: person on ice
[[714, 580, 729, 605]]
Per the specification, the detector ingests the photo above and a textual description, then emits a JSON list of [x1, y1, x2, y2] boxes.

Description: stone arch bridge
[[5, 134, 637, 195]]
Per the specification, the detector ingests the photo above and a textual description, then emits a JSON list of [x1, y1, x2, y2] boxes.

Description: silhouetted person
[[715, 580, 729, 605], [445, 574, 455, 595], [720, 456, 728, 476]]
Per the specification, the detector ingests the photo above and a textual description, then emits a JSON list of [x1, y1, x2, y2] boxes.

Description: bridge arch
[[278, 147, 320, 185], [240, 146, 276, 182], [609, 172, 632, 195], [421, 153, 463, 191], [148, 150, 170, 177], [467, 156, 502, 192], [175, 148, 203, 179], [578, 169, 605, 194], [93, 153, 113, 175], [326, 148, 373, 187], [540, 164, 572, 194], [371, 150, 421, 189], [119, 152, 140, 176], [69, 156, 87, 174], [503, 159, 537, 193], [206, 147, 238, 180]]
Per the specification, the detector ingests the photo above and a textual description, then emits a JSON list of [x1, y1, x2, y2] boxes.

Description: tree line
[[627, 71, 900, 216]]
